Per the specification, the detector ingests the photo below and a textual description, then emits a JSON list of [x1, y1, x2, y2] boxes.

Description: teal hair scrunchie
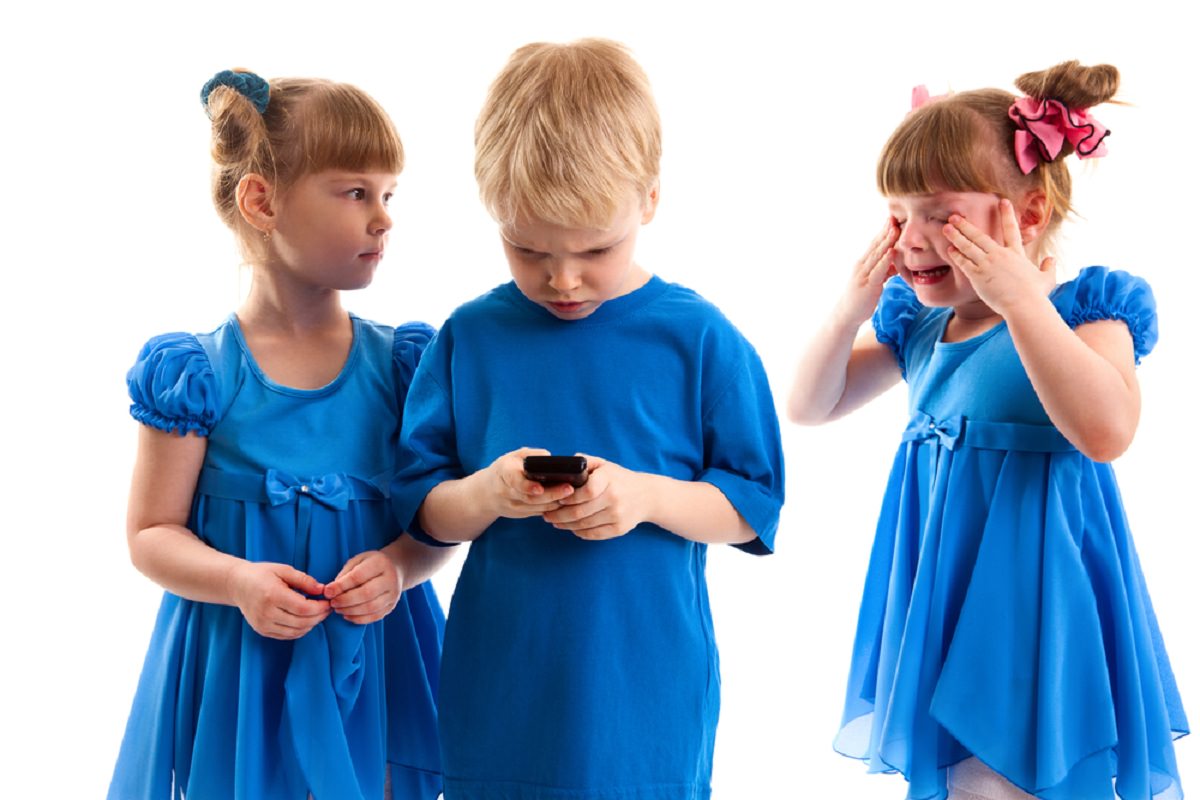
[[200, 70, 270, 116]]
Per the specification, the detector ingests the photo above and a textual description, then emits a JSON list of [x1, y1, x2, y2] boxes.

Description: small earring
[[262, 228, 273, 242]]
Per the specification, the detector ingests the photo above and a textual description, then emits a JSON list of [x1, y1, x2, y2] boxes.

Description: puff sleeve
[[392, 321, 437, 407], [1052, 266, 1158, 364], [126, 332, 219, 436], [872, 276, 924, 379]]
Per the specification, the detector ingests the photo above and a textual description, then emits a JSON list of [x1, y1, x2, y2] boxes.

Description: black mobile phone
[[523, 455, 589, 487]]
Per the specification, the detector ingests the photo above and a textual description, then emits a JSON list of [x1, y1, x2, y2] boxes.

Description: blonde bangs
[[270, 80, 404, 183], [877, 103, 1005, 197], [480, 120, 641, 228]]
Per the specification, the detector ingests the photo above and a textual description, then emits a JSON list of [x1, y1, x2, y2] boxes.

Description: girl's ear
[[236, 173, 277, 235], [1018, 189, 1051, 244]]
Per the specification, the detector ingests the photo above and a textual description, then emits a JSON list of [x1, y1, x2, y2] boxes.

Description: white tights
[[947, 757, 1039, 800]]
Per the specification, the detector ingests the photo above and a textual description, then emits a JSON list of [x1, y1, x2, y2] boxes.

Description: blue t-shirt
[[393, 276, 785, 799]]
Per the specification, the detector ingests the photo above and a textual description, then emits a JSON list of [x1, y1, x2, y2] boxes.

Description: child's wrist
[[638, 472, 669, 528], [223, 558, 247, 608], [997, 289, 1056, 327]]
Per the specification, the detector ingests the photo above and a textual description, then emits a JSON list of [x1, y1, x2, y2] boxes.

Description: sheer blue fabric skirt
[[108, 468, 444, 800], [835, 418, 1188, 800]]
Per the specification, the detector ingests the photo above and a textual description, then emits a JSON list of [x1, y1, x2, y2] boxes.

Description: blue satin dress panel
[[836, 267, 1188, 800], [109, 315, 445, 800]]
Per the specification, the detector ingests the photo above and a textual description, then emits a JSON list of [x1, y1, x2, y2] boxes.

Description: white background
[[1, 1, 1195, 797]]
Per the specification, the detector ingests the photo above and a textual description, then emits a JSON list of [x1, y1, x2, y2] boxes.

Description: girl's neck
[[943, 298, 1003, 343], [238, 266, 347, 335], [235, 267, 355, 390]]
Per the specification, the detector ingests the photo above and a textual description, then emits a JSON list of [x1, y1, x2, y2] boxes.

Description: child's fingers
[[335, 590, 395, 621], [942, 220, 989, 266], [325, 554, 382, 599], [543, 496, 604, 525], [512, 481, 575, 504], [331, 576, 400, 624], [858, 223, 898, 274], [330, 581, 389, 614], [998, 198, 1023, 250], [867, 247, 896, 285], [944, 244, 974, 275], [261, 607, 331, 640], [568, 515, 625, 541], [277, 565, 325, 597], [276, 588, 332, 618]]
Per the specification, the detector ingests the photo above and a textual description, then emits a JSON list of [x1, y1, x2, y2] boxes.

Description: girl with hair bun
[[107, 70, 447, 800], [789, 61, 1188, 799]]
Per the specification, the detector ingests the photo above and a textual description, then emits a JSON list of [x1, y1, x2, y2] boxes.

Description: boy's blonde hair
[[475, 39, 661, 228], [204, 71, 404, 262], [878, 61, 1120, 244]]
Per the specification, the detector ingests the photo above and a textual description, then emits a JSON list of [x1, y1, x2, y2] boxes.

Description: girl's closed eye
[[585, 246, 613, 257]]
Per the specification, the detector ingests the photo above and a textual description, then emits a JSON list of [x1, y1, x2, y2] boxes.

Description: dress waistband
[[901, 412, 1076, 453], [197, 467, 390, 507]]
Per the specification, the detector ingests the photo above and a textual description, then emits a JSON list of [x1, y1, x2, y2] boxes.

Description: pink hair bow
[[1008, 97, 1109, 174], [911, 85, 947, 111]]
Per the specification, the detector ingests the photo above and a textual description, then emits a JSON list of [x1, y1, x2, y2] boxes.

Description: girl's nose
[[372, 205, 393, 235], [896, 220, 928, 252]]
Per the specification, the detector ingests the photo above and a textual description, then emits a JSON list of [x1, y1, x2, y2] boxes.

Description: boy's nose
[[547, 262, 582, 292]]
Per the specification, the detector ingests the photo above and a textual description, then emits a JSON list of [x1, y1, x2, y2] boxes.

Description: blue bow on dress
[[901, 412, 965, 451], [264, 469, 352, 510]]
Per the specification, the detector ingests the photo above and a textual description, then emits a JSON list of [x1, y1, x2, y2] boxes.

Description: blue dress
[[108, 315, 445, 800], [391, 277, 785, 800], [836, 267, 1188, 800]]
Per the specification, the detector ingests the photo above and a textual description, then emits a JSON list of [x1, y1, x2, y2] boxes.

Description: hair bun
[[200, 69, 270, 116], [1015, 61, 1119, 109]]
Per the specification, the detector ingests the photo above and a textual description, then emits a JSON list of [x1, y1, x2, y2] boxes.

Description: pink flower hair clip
[[1008, 97, 1110, 174]]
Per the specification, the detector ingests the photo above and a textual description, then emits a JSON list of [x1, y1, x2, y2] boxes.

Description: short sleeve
[[696, 335, 785, 556], [1052, 266, 1158, 364], [392, 325, 461, 548], [126, 332, 219, 436], [872, 276, 923, 379], [392, 321, 437, 404]]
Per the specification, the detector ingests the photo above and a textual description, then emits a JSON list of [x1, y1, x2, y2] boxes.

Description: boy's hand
[[483, 447, 577, 519], [324, 550, 402, 625], [540, 455, 652, 540], [228, 561, 331, 640]]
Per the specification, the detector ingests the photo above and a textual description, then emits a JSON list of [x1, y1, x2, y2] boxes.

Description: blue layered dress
[[836, 267, 1188, 799], [108, 315, 444, 800]]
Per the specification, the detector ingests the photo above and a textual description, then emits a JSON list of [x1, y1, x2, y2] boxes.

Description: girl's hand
[[835, 218, 899, 327], [228, 561, 331, 640], [483, 447, 577, 520], [942, 198, 1056, 316], [540, 455, 651, 541], [324, 550, 401, 625]]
